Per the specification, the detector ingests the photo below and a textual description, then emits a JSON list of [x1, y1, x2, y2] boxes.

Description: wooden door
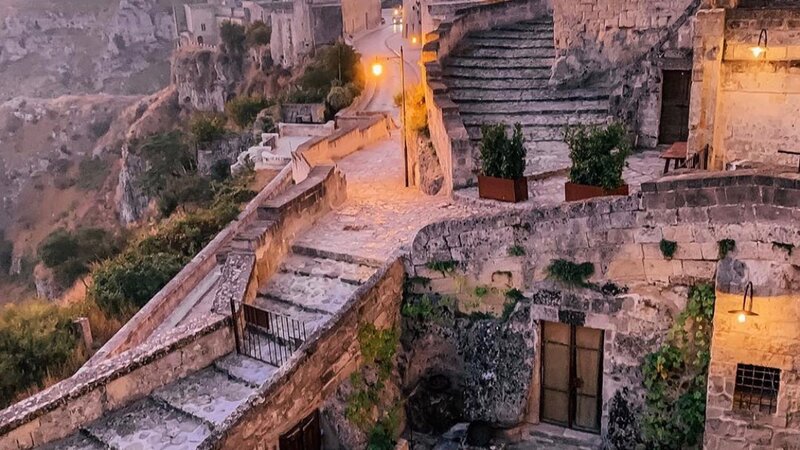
[[659, 70, 692, 145], [279, 410, 321, 450], [540, 322, 604, 433]]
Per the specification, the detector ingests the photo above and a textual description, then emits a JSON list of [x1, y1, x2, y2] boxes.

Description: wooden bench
[[659, 142, 710, 174], [778, 150, 800, 173]]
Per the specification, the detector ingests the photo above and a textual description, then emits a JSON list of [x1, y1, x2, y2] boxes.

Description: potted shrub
[[478, 123, 528, 202], [564, 122, 631, 202]]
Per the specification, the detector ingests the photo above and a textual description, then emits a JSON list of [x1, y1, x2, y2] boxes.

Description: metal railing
[[230, 300, 308, 367]]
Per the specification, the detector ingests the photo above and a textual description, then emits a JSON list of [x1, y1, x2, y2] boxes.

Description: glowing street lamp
[[751, 28, 768, 59], [371, 47, 410, 188], [411, 35, 418, 44], [729, 281, 759, 324]]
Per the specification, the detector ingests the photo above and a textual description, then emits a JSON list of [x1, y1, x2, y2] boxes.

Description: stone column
[[687, 8, 726, 169], [73, 317, 93, 352]]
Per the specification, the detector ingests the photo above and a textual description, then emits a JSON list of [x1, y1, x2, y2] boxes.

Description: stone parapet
[[296, 114, 392, 167], [84, 164, 294, 368], [0, 316, 232, 450]]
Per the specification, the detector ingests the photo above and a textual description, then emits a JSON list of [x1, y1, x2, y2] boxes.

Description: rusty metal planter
[[478, 175, 529, 203], [564, 182, 629, 202]]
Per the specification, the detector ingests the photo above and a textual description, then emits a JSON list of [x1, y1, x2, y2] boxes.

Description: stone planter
[[478, 175, 529, 203], [564, 182, 629, 202]]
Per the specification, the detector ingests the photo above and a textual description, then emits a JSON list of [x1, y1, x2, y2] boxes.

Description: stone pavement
[[454, 149, 665, 208], [293, 130, 487, 263]]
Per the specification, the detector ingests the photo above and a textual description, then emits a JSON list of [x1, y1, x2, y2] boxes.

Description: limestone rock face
[[116, 143, 149, 225], [0, 0, 175, 100], [173, 48, 243, 112]]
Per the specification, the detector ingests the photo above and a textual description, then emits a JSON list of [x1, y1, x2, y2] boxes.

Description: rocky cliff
[[0, 0, 176, 100], [172, 48, 244, 112]]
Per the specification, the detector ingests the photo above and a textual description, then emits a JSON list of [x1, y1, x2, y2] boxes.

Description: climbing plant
[[641, 283, 715, 449], [546, 259, 595, 287]]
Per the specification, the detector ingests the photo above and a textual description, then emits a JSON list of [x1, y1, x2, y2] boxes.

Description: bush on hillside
[[245, 21, 271, 48], [38, 228, 125, 289], [225, 96, 273, 129], [189, 113, 226, 144], [0, 231, 12, 275], [135, 132, 196, 197], [0, 301, 79, 407], [300, 43, 364, 94], [77, 156, 110, 191]]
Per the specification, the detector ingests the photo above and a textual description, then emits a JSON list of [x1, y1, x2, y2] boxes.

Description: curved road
[[351, 10, 421, 117]]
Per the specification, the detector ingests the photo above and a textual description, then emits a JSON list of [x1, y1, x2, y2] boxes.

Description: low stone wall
[[296, 114, 391, 167], [219, 259, 406, 448], [408, 171, 800, 444], [0, 316, 232, 450], [85, 164, 294, 366], [278, 121, 336, 137], [422, 0, 550, 191], [213, 165, 348, 313]]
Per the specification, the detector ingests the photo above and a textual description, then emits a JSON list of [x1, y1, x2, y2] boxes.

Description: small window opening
[[733, 364, 780, 414]]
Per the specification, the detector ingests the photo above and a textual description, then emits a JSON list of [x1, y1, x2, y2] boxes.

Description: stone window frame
[[732, 363, 781, 415]]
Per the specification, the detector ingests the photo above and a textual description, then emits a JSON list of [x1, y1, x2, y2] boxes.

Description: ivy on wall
[[642, 283, 715, 449]]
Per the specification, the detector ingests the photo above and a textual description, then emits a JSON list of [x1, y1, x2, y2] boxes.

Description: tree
[[300, 42, 364, 94], [225, 95, 272, 129], [219, 21, 246, 56], [134, 132, 196, 197], [245, 21, 271, 48], [326, 85, 355, 112], [38, 228, 125, 289]]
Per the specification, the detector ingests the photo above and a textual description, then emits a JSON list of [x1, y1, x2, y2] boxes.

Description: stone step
[[474, 29, 554, 40], [291, 244, 384, 268], [457, 47, 555, 59], [467, 124, 598, 142], [257, 272, 358, 315], [152, 367, 256, 429], [443, 67, 552, 80], [84, 397, 212, 449], [214, 352, 278, 387], [446, 56, 555, 69], [448, 88, 607, 103], [525, 154, 571, 177], [238, 327, 295, 366], [252, 293, 332, 335], [493, 23, 554, 33], [457, 99, 608, 115], [463, 37, 554, 49], [443, 77, 551, 90], [461, 111, 611, 128], [279, 253, 376, 285], [37, 432, 107, 450]]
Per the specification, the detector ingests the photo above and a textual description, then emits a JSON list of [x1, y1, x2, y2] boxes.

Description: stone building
[[175, 0, 252, 46], [341, 0, 382, 37]]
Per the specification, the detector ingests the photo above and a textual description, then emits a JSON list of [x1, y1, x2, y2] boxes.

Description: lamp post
[[751, 28, 768, 59], [371, 46, 410, 188], [729, 281, 759, 324]]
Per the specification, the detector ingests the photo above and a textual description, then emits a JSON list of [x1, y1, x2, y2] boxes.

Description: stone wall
[[219, 259, 406, 448], [281, 103, 327, 124], [422, 0, 550, 191], [197, 132, 256, 175], [341, 0, 381, 36], [296, 114, 392, 166], [85, 164, 294, 367], [0, 317, 233, 450], [690, 7, 800, 169], [408, 171, 800, 444]]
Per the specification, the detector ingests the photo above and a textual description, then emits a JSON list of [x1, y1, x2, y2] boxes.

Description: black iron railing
[[230, 300, 308, 367]]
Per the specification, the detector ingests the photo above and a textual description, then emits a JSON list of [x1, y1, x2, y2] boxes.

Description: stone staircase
[[443, 18, 612, 176], [38, 249, 379, 450]]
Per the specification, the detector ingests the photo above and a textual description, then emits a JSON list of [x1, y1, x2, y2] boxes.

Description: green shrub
[[219, 21, 246, 56], [425, 260, 458, 275], [300, 42, 364, 94], [326, 85, 355, 112], [395, 84, 428, 135], [507, 245, 525, 256], [135, 132, 196, 197], [546, 259, 594, 287], [157, 175, 214, 217], [642, 284, 715, 448], [479, 123, 526, 179], [0, 231, 12, 275], [346, 325, 399, 433], [660, 239, 678, 259], [77, 157, 110, 191], [564, 122, 631, 190], [474, 286, 489, 298], [718, 239, 736, 259], [225, 96, 273, 129], [88, 118, 112, 138], [285, 87, 327, 104], [91, 252, 187, 317], [210, 159, 232, 182], [189, 113, 226, 144], [38, 228, 124, 288], [0, 301, 79, 407]]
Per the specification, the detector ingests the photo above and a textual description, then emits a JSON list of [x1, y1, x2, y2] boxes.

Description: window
[[201, 23, 206, 31], [733, 364, 780, 414]]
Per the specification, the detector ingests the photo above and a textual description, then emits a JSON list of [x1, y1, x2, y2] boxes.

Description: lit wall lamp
[[751, 28, 768, 59], [729, 281, 759, 323]]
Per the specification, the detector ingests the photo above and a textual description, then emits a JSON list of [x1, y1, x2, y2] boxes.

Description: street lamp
[[751, 28, 768, 59], [729, 281, 759, 324], [371, 46, 410, 188]]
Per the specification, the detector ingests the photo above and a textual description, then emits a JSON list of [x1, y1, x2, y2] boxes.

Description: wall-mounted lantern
[[751, 29, 768, 59], [729, 281, 758, 323]]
